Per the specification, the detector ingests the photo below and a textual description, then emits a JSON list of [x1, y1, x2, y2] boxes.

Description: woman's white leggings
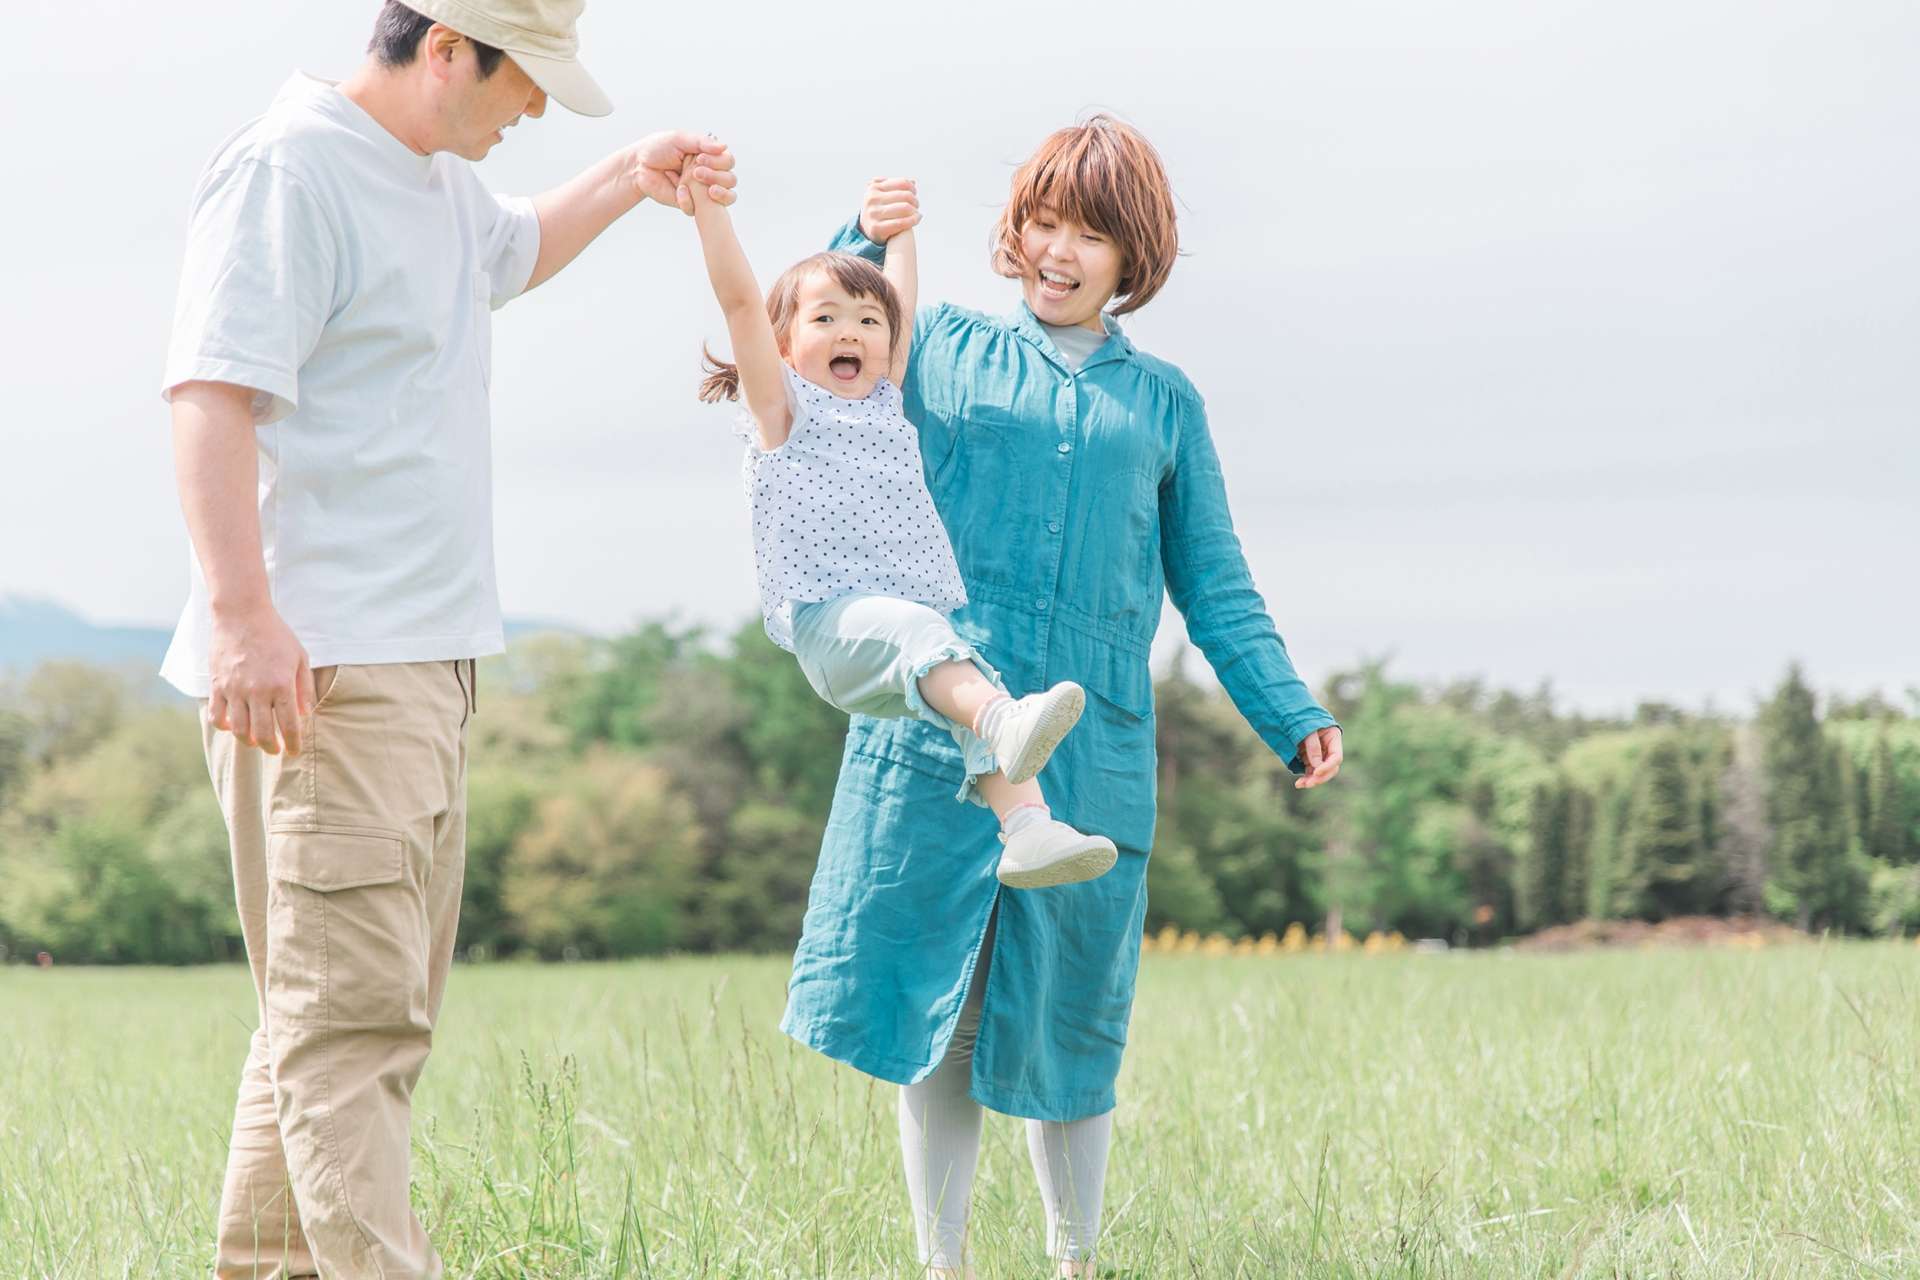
[[898, 915, 1115, 1271]]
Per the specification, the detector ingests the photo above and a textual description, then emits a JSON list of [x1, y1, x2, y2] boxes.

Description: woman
[[779, 116, 1344, 1278]]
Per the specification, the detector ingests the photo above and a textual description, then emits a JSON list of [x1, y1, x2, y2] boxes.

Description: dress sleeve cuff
[[829, 211, 885, 263]]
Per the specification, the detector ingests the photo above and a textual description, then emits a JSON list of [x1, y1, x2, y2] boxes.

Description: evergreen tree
[[1562, 785, 1594, 922], [1687, 732, 1731, 914], [1520, 780, 1570, 930], [1695, 737, 1724, 892], [1759, 666, 1853, 930], [1618, 734, 1704, 919], [1836, 743, 1864, 850], [1866, 732, 1910, 864], [1587, 780, 1628, 919]]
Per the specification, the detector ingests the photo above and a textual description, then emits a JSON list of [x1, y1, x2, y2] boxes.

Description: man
[[160, 3, 733, 1275]]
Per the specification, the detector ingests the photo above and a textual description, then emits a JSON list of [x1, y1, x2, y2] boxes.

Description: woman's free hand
[[630, 132, 736, 213], [1294, 726, 1344, 790], [860, 177, 921, 242]]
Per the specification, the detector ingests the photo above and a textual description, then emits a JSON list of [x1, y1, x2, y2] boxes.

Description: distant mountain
[[0, 596, 173, 673], [0, 595, 586, 680]]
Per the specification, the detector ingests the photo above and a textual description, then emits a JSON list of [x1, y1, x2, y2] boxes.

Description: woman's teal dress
[[779, 219, 1337, 1122]]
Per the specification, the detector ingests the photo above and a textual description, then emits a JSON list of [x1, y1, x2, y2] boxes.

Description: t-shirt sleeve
[[162, 158, 337, 425], [476, 192, 542, 309]]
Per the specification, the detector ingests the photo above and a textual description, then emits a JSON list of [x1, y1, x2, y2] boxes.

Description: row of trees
[[0, 628, 1915, 963], [1148, 660, 1920, 944]]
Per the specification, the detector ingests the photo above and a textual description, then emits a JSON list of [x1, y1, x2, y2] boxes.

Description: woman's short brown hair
[[991, 114, 1180, 316]]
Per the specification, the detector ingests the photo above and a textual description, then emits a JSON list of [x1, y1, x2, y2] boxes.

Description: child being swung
[[685, 169, 1115, 890]]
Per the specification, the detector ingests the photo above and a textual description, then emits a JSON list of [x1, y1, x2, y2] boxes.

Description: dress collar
[[1006, 302, 1136, 374]]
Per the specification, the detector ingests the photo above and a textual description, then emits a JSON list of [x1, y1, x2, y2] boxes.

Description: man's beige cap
[[407, 0, 613, 117]]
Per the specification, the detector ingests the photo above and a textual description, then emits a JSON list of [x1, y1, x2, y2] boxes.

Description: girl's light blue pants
[[790, 593, 1007, 806]]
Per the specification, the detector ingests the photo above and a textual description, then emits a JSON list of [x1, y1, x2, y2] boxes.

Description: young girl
[[683, 170, 1117, 891]]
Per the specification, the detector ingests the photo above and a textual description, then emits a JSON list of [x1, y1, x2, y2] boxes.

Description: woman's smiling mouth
[[1038, 269, 1080, 300]]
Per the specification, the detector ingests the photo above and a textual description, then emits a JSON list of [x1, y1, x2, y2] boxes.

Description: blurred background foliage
[[1, 623, 1915, 963]]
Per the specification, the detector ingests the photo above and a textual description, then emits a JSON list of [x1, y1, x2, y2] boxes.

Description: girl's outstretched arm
[[882, 227, 917, 385], [861, 178, 921, 385], [687, 178, 792, 448]]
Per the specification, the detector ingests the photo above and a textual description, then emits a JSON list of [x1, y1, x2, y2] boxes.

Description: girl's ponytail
[[698, 343, 742, 403]]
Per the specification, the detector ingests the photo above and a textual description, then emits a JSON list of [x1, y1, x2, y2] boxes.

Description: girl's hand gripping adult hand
[[860, 177, 921, 242], [630, 132, 738, 213]]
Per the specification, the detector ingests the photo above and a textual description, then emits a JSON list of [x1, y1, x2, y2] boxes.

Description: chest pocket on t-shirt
[[471, 271, 493, 388]]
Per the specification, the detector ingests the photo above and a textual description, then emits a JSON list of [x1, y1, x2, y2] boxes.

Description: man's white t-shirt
[[160, 73, 541, 697]]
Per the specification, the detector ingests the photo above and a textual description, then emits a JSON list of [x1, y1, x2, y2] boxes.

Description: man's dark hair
[[369, 1, 506, 77]]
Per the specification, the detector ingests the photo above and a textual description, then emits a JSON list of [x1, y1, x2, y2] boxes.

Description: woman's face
[[1018, 209, 1122, 332]]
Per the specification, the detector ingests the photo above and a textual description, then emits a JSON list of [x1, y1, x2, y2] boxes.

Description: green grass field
[[2, 943, 1916, 1277]]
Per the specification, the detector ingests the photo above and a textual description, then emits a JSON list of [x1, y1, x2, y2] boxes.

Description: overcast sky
[[3, 0, 1914, 713]]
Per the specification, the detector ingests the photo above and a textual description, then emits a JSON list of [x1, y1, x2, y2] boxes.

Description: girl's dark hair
[[700, 253, 904, 403], [369, 1, 506, 78]]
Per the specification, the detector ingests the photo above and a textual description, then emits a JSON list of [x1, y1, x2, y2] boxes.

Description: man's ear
[[424, 23, 463, 82]]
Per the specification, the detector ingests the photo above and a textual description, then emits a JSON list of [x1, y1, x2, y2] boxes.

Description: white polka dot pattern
[[740, 366, 969, 651]]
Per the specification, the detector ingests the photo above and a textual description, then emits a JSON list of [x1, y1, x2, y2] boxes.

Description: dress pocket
[[1084, 651, 1153, 722], [1052, 628, 1154, 721]]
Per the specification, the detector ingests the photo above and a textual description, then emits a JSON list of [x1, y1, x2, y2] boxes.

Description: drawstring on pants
[[452, 658, 478, 725]]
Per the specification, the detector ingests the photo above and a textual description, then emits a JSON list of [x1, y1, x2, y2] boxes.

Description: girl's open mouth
[[829, 355, 863, 381]]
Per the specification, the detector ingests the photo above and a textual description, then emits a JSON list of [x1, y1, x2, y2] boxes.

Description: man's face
[[436, 36, 547, 161]]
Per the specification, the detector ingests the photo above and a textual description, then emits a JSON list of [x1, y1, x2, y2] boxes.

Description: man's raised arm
[[526, 131, 737, 289]]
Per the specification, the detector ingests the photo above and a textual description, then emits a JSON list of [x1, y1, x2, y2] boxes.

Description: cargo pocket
[[265, 827, 426, 1031]]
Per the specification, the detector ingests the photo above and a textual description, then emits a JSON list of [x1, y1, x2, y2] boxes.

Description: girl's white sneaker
[[996, 820, 1117, 889], [984, 682, 1086, 785]]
